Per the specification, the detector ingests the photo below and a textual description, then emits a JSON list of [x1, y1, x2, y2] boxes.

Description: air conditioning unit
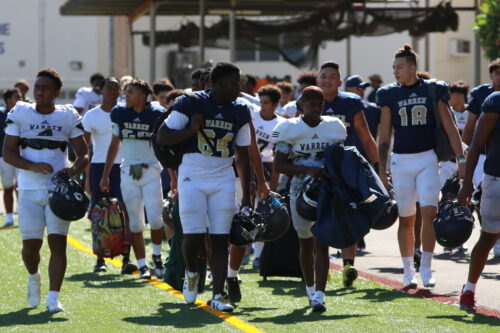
[[449, 39, 471, 57]]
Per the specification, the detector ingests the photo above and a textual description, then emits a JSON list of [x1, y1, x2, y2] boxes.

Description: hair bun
[[403, 44, 413, 52]]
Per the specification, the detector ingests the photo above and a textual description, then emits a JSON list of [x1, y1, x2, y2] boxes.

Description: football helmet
[[296, 176, 320, 221], [372, 194, 398, 230], [255, 191, 290, 242], [440, 173, 460, 203], [49, 171, 90, 221], [162, 191, 175, 228], [433, 200, 474, 248], [229, 207, 265, 246]]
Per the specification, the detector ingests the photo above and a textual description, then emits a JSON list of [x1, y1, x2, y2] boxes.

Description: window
[[235, 34, 306, 62]]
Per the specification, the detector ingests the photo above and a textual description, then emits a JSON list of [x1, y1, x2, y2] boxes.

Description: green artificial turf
[[0, 217, 498, 333]]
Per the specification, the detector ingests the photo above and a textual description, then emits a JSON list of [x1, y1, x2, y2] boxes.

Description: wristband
[[457, 155, 466, 163]]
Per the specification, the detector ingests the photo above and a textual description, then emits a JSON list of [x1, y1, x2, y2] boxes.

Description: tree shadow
[[256, 279, 304, 297], [326, 287, 416, 303], [427, 314, 500, 327], [250, 307, 371, 325], [371, 267, 404, 274], [480, 271, 500, 280], [122, 301, 223, 328], [433, 252, 470, 264], [0, 308, 68, 327], [66, 272, 148, 289]]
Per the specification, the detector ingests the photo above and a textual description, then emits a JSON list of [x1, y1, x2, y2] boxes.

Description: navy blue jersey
[[0, 109, 7, 157], [172, 91, 251, 158], [481, 91, 500, 177], [110, 102, 165, 141], [376, 79, 450, 154], [322, 92, 363, 148], [467, 84, 493, 116]]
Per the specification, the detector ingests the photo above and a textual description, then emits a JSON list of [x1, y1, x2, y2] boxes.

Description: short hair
[[395, 44, 418, 66], [301, 86, 325, 102], [153, 79, 175, 95], [276, 81, 295, 95], [257, 85, 281, 104], [90, 73, 105, 84], [14, 79, 29, 89], [319, 61, 340, 72], [450, 80, 469, 96], [210, 62, 240, 85], [99, 76, 119, 90], [36, 68, 63, 90], [199, 68, 212, 87], [191, 68, 204, 80], [416, 71, 431, 79], [488, 58, 500, 73], [126, 79, 153, 96], [165, 89, 185, 105], [3, 88, 20, 105], [244, 74, 257, 88], [297, 71, 318, 86]]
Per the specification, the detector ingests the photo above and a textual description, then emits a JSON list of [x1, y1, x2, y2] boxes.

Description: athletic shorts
[[90, 163, 122, 209], [473, 154, 486, 188], [178, 165, 235, 235], [0, 157, 17, 188], [289, 194, 314, 239], [390, 149, 440, 217], [480, 174, 500, 234], [18, 189, 70, 240], [120, 164, 163, 233]]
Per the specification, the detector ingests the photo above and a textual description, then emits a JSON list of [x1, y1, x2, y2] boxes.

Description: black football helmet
[[162, 192, 175, 228], [372, 192, 398, 230], [229, 207, 265, 246], [433, 200, 475, 248], [440, 173, 460, 203], [255, 191, 290, 242], [296, 176, 320, 221], [49, 171, 90, 221]]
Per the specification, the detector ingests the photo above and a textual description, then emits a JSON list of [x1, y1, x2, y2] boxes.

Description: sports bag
[[91, 196, 130, 258], [428, 80, 455, 162]]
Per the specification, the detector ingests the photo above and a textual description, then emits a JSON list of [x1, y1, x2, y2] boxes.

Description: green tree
[[474, 0, 500, 60]]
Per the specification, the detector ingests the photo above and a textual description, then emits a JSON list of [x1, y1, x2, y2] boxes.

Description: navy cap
[[345, 75, 371, 89]]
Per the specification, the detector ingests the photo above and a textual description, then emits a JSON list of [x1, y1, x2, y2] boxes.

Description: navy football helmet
[[433, 200, 474, 248], [372, 192, 398, 230], [296, 176, 320, 221], [229, 207, 265, 246], [49, 171, 90, 221], [255, 191, 290, 242]]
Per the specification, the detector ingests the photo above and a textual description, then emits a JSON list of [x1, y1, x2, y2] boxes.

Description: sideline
[[67, 235, 265, 333]]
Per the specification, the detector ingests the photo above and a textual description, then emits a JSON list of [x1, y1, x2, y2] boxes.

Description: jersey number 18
[[398, 105, 427, 127]]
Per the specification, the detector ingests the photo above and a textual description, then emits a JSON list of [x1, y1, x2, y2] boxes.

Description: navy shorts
[[90, 163, 122, 209]]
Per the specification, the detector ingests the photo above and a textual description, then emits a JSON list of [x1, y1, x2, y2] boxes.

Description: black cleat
[[94, 260, 107, 273], [121, 259, 138, 275], [226, 277, 242, 303]]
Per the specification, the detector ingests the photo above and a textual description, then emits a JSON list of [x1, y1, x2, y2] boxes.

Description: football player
[[3, 68, 89, 312], [376, 44, 464, 288], [14, 80, 31, 102], [462, 58, 500, 256], [316, 61, 379, 288], [457, 91, 500, 312], [158, 62, 252, 312], [152, 79, 175, 108], [83, 77, 137, 274], [73, 73, 105, 115], [1, 88, 20, 227], [273, 86, 347, 312], [275, 81, 295, 118], [100, 80, 166, 280]]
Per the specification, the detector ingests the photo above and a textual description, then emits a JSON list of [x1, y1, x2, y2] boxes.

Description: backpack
[[428, 80, 456, 162], [91, 197, 130, 258], [151, 92, 216, 169]]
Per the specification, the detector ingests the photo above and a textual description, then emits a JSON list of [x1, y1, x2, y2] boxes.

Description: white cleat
[[46, 299, 64, 313], [420, 268, 436, 288], [210, 294, 234, 313], [183, 271, 199, 304], [27, 273, 41, 307], [403, 274, 418, 289]]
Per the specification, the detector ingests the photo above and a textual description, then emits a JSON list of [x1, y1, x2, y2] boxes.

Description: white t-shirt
[[451, 108, 469, 131], [5, 101, 84, 190], [272, 116, 346, 195], [165, 110, 251, 177], [276, 101, 297, 118], [252, 111, 284, 163], [82, 106, 122, 164], [240, 92, 260, 106], [73, 87, 102, 115]]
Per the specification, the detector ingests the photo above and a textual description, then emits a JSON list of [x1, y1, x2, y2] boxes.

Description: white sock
[[314, 290, 325, 300], [29, 271, 40, 280], [464, 281, 476, 293], [306, 285, 315, 297], [186, 270, 198, 278], [421, 251, 433, 270], [414, 247, 420, 253], [47, 290, 59, 302], [227, 268, 239, 278], [402, 257, 414, 275], [152, 243, 162, 256], [253, 242, 264, 258], [137, 258, 147, 268], [6, 213, 13, 221]]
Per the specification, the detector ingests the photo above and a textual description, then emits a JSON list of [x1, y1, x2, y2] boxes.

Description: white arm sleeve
[[235, 123, 251, 147], [165, 110, 189, 130]]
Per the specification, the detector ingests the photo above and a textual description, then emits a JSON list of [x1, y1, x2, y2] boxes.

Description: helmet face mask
[[433, 200, 475, 248], [229, 208, 265, 246], [296, 176, 320, 221], [49, 171, 90, 221], [255, 191, 290, 242]]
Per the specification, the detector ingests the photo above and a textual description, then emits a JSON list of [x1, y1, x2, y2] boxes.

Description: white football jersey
[[252, 111, 284, 163], [5, 101, 84, 190], [73, 87, 102, 115], [451, 108, 469, 131]]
